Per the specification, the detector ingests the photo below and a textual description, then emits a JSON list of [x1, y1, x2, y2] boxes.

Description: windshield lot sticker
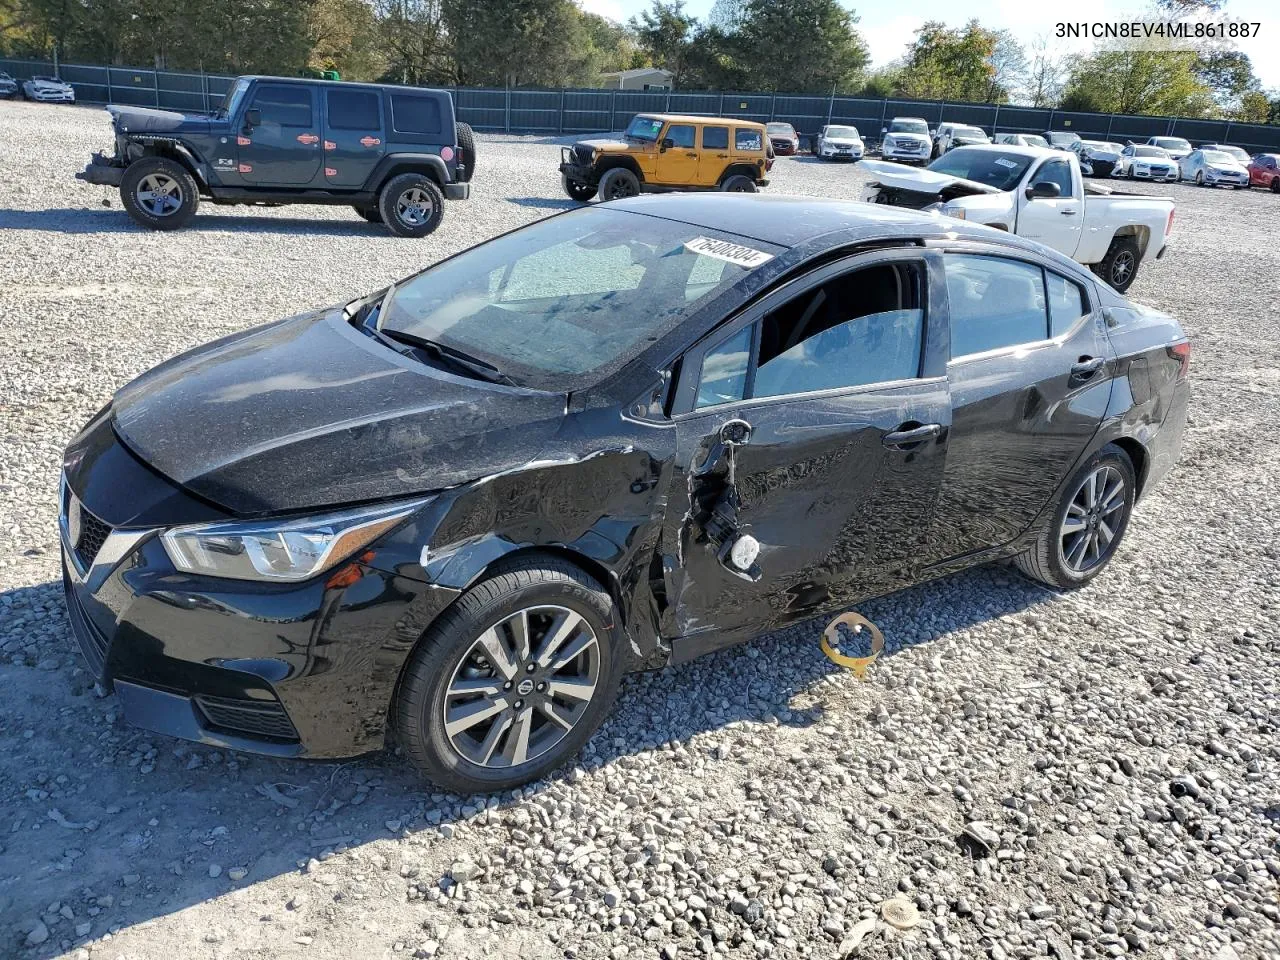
[[684, 237, 774, 268], [993, 157, 1017, 168]]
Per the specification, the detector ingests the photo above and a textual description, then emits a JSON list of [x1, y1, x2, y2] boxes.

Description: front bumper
[[28, 88, 75, 102], [76, 153, 125, 187], [1131, 166, 1178, 181], [1203, 173, 1248, 187], [770, 140, 798, 155], [881, 142, 930, 162], [820, 147, 863, 160]]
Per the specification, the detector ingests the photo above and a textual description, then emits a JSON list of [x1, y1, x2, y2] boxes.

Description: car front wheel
[[562, 175, 596, 202], [119, 157, 199, 230], [597, 167, 640, 201], [392, 556, 624, 793], [1014, 443, 1136, 590]]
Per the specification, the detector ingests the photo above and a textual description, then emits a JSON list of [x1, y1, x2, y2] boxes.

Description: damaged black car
[[61, 195, 1190, 792]]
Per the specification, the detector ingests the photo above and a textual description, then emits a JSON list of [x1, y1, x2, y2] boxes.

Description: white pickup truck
[[862, 144, 1175, 292]]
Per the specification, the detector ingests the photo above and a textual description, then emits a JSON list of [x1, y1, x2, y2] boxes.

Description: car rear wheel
[[1271, 177, 1279, 193], [1195, 171, 1205, 186], [562, 175, 595, 202], [378, 173, 445, 238], [1093, 236, 1141, 293], [720, 174, 756, 192], [119, 157, 199, 230], [597, 167, 640, 201], [392, 556, 624, 793], [353, 204, 383, 223], [1013, 444, 1136, 590]]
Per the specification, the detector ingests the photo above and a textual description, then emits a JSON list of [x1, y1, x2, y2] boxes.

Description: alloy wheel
[[1111, 250, 1135, 286], [604, 178, 638, 201], [137, 173, 182, 217], [396, 187, 436, 225], [442, 605, 600, 769], [1059, 464, 1127, 572]]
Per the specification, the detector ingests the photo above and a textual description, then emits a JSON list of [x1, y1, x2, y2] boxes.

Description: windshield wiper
[[380, 329, 516, 386]]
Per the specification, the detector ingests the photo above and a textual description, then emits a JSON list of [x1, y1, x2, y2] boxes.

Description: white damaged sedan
[[22, 75, 75, 103]]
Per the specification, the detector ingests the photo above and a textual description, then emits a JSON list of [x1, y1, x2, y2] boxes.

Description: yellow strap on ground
[[820, 612, 884, 680]]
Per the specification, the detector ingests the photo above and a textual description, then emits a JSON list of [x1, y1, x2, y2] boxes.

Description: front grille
[[63, 576, 109, 679], [195, 694, 300, 742], [573, 144, 593, 165], [75, 509, 111, 569]]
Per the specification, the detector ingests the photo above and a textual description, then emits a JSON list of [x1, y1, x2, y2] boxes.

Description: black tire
[[454, 121, 476, 183], [392, 556, 624, 793], [720, 174, 756, 192], [353, 204, 383, 223], [596, 167, 641, 201], [1195, 171, 1205, 187], [1271, 177, 1280, 194], [377, 173, 445, 238], [1013, 443, 1137, 591], [119, 157, 199, 230], [561, 175, 595, 202], [1092, 236, 1142, 293]]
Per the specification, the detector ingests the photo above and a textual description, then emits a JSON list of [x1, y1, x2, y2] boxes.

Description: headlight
[[161, 498, 428, 582], [940, 204, 967, 220]]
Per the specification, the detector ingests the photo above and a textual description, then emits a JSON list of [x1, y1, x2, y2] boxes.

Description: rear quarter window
[[391, 95, 442, 136], [735, 128, 762, 151]]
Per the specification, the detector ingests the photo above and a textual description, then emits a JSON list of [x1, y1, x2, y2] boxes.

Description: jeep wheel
[[597, 167, 640, 202], [120, 157, 199, 231], [562, 175, 595, 202], [455, 122, 477, 183], [378, 173, 445, 238], [720, 174, 756, 193], [353, 204, 383, 224]]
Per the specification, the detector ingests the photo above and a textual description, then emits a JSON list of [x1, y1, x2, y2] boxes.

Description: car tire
[[1013, 443, 1137, 591], [720, 174, 756, 192], [1271, 177, 1280, 193], [561, 175, 595, 202], [353, 204, 383, 223], [392, 556, 625, 793], [1092, 236, 1142, 293], [378, 173, 445, 238], [1195, 171, 1205, 187], [119, 157, 199, 231], [596, 167, 640, 201], [455, 122, 476, 183]]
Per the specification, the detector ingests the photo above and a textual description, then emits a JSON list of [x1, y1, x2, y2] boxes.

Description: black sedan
[[60, 195, 1190, 793]]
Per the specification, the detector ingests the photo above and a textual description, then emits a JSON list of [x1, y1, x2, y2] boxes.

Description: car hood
[[952, 136, 989, 145], [108, 104, 214, 134], [30, 79, 72, 89], [110, 311, 568, 515], [861, 159, 1002, 198], [575, 138, 632, 153]]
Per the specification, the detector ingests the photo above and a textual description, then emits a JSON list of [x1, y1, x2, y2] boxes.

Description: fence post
[[559, 88, 565, 134], [825, 90, 834, 124], [504, 86, 511, 134], [992, 103, 1000, 135], [769, 94, 776, 121], [610, 89, 617, 132], [106, 64, 112, 105], [1223, 119, 1233, 144], [1105, 113, 1114, 140], [665, 90, 671, 112], [1047, 107, 1055, 131], [720, 92, 726, 116], [152, 69, 159, 108]]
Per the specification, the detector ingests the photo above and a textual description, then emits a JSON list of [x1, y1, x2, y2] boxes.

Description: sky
[[581, 0, 1279, 89]]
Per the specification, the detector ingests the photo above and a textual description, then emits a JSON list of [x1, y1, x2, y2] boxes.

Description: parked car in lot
[[58, 193, 1190, 792], [1073, 140, 1125, 178], [22, 75, 75, 102], [1145, 136, 1192, 160], [814, 124, 864, 161], [996, 133, 1050, 149], [933, 122, 990, 157], [0, 72, 19, 98], [1179, 149, 1250, 189], [75, 76, 473, 236], [765, 122, 799, 155], [1247, 153, 1280, 192], [1198, 144, 1250, 164], [1044, 131, 1081, 152], [1114, 144, 1179, 182], [878, 117, 932, 164], [862, 144, 1175, 292], [560, 114, 772, 200]]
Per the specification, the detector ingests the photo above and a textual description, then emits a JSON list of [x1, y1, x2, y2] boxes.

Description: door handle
[[882, 423, 941, 449], [1060, 208, 1079, 215], [1071, 356, 1105, 378], [685, 152, 697, 158]]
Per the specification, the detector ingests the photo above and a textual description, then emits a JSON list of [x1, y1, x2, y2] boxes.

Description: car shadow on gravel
[[1, 563, 1051, 956], [0, 208, 386, 237]]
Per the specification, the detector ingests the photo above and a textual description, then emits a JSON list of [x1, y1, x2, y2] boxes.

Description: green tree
[[734, 0, 868, 93], [629, 0, 697, 83], [898, 20, 998, 102], [310, 0, 386, 81], [377, 0, 449, 85], [444, 0, 591, 87], [1060, 45, 1213, 116]]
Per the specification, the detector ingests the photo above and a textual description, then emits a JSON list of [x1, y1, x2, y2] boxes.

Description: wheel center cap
[[516, 678, 535, 696]]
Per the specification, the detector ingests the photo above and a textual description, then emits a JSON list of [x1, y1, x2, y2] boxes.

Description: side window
[[1034, 159, 1074, 197], [735, 128, 762, 151], [666, 124, 695, 149], [696, 326, 752, 409], [390, 95, 441, 135], [1046, 271, 1089, 337], [326, 89, 380, 130], [252, 84, 312, 128], [945, 255, 1048, 358], [702, 125, 728, 150]]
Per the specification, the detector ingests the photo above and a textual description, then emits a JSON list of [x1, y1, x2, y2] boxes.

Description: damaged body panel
[[59, 194, 1189, 789]]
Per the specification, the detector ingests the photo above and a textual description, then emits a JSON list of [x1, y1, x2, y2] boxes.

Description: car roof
[[238, 74, 447, 94], [637, 113, 765, 128], [609, 192, 1008, 249], [890, 116, 928, 122]]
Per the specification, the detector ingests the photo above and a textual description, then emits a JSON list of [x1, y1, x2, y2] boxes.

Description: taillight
[[1166, 208, 1175, 236], [1169, 340, 1190, 380]]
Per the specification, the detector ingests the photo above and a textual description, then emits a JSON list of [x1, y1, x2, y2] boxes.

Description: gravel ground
[[1, 100, 1278, 960]]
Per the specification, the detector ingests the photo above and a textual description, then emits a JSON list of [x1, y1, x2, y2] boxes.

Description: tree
[[310, 0, 385, 81], [377, 0, 449, 85], [1023, 34, 1068, 107], [444, 0, 587, 87], [898, 20, 998, 102], [984, 29, 1026, 103], [1060, 44, 1213, 117], [629, 0, 697, 83], [734, 0, 868, 93], [1195, 49, 1258, 110]]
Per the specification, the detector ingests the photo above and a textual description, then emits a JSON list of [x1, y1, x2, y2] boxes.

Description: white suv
[[879, 117, 931, 165], [815, 125, 864, 161]]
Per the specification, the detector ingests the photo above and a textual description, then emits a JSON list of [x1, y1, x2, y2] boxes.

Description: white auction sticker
[[684, 236, 774, 268], [993, 157, 1017, 168]]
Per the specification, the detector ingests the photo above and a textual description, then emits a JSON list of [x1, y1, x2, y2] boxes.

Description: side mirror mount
[[243, 108, 261, 132], [660, 137, 674, 152], [1025, 180, 1062, 200]]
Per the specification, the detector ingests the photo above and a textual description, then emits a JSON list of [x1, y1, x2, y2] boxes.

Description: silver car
[[22, 75, 76, 103], [1179, 149, 1250, 189]]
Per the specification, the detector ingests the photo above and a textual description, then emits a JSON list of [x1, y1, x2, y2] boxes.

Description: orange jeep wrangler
[[559, 113, 774, 201]]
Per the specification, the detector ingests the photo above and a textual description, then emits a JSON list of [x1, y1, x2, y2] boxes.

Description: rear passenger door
[[699, 125, 731, 185], [237, 83, 322, 185], [925, 250, 1111, 563], [322, 87, 385, 188]]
